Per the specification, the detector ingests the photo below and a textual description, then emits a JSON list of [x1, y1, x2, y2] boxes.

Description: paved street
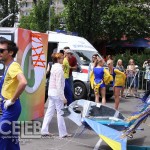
[[20, 93, 150, 150]]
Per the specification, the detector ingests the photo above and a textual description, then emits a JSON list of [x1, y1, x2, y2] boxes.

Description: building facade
[[18, 0, 36, 16], [54, 0, 64, 14], [18, 0, 64, 17]]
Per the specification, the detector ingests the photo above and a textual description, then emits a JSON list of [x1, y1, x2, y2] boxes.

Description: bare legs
[[114, 87, 122, 110], [94, 86, 122, 110], [129, 87, 135, 96], [95, 93, 100, 103], [101, 87, 106, 105], [121, 86, 125, 97], [95, 87, 106, 105]]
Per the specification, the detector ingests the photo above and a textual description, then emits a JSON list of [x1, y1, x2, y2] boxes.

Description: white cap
[[65, 49, 73, 54]]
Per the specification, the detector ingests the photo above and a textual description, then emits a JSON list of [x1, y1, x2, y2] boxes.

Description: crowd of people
[[88, 55, 126, 110], [88, 54, 150, 110], [25, 46, 150, 140], [0, 37, 149, 150]]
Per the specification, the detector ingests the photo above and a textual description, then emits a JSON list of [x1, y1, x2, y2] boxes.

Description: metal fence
[[125, 70, 149, 91], [140, 71, 150, 91]]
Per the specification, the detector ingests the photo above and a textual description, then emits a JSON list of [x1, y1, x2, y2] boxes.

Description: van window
[[47, 42, 58, 63], [73, 50, 101, 66]]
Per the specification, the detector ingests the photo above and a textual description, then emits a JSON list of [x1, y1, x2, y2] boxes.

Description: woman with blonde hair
[[41, 53, 71, 138], [116, 59, 125, 73], [116, 59, 125, 97], [93, 59, 106, 104], [107, 59, 126, 110], [126, 59, 136, 96]]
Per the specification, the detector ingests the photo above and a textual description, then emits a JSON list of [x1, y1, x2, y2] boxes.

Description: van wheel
[[74, 82, 87, 100]]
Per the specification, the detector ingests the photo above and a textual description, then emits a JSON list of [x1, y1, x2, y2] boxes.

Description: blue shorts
[[100, 83, 106, 88]]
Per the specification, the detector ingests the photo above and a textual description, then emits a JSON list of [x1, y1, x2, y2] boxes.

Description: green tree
[[19, 0, 65, 32], [0, 0, 18, 27], [19, 0, 49, 32], [50, 7, 66, 31], [102, 2, 150, 40], [63, 0, 150, 42], [63, 0, 112, 42], [18, 13, 36, 30]]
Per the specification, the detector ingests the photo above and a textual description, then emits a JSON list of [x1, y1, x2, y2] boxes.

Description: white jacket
[[48, 63, 65, 101]]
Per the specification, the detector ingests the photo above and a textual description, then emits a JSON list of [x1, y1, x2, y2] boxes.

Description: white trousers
[[41, 96, 68, 137]]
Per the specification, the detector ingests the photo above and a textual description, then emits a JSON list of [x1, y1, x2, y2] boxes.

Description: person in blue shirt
[[93, 59, 106, 104]]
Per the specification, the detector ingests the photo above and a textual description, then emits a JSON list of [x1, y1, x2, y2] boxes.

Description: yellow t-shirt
[[2, 62, 23, 99], [63, 58, 70, 79]]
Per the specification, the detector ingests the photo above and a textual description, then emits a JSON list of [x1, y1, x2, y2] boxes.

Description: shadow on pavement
[[128, 136, 146, 146]]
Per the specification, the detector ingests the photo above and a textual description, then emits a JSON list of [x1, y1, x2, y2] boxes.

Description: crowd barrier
[[125, 70, 149, 91]]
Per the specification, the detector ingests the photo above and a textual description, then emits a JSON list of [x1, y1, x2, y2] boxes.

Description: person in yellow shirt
[[0, 38, 27, 150], [63, 54, 70, 79], [63, 49, 73, 105], [107, 59, 126, 110]]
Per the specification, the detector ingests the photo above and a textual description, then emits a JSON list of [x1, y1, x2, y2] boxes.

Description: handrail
[[0, 13, 14, 25]]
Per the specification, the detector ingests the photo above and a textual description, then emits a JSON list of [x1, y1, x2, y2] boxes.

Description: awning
[[107, 38, 150, 48], [132, 38, 150, 48]]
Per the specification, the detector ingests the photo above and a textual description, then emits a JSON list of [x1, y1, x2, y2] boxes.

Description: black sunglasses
[[0, 48, 7, 53]]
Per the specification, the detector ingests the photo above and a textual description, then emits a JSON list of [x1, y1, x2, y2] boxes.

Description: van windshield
[[73, 50, 101, 66]]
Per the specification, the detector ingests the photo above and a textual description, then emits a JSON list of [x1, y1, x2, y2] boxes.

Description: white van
[[47, 31, 113, 100]]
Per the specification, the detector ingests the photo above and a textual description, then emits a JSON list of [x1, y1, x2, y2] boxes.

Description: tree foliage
[[0, 0, 18, 27], [19, 0, 65, 32], [102, 2, 150, 40], [63, 0, 150, 42], [63, 0, 111, 42], [19, 0, 49, 32]]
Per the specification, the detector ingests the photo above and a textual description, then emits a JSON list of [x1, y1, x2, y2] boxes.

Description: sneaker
[[41, 133, 54, 137], [60, 134, 72, 139], [127, 93, 131, 96]]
